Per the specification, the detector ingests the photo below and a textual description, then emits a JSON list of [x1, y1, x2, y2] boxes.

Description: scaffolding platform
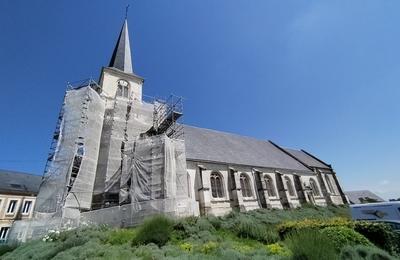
[[145, 95, 184, 139]]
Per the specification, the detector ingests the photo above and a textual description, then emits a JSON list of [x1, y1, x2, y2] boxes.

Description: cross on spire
[[125, 5, 130, 19]]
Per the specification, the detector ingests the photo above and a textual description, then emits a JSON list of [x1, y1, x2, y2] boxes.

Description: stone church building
[[17, 19, 346, 235]]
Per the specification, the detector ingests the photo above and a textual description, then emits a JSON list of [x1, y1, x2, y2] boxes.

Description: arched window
[[284, 176, 295, 197], [325, 175, 335, 194], [310, 179, 320, 196], [210, 172, 224, 198], [116, 80, 130, 98], [240, 173, 252, 198], [264, 175, 276, 197]]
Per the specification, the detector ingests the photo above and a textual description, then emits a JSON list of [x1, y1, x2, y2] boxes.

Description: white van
[[350, 201, 400, 231]]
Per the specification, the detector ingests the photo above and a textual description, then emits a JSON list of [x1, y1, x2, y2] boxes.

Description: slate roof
[[345, 190, 385, 204], [183, 125, 312, 173], [284, 148, 331, 169], [109, 19, 133, 74], [0, 169, 42, 196]]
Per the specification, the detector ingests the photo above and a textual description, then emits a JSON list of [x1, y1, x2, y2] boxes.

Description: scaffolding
[[43, 79, 101, 178], [145, 95, 184, 139], [36, 79, 105, 215], [67, 78, 101, 92]]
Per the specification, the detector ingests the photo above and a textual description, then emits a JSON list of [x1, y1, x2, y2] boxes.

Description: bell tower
[[99, 18, 144, 102], [92, 17, 153, 208]]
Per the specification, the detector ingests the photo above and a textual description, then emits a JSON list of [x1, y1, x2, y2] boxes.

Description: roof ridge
[[0, 169, 40, 176], [184, 124, 313, 172], [183, 124, 271, 144], [301, 149, 331, 168], [269, 141, 313, 171]]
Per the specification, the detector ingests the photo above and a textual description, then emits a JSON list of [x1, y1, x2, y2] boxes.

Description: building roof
[[183, 125, 312, 173], [284, 148, 331, 169], [109, 19, 133, 74], [0, 169, 42, 196], [345, 190, 385, 204]]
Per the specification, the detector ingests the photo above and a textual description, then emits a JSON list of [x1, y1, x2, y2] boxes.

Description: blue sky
[[0, 1, 399, 199]]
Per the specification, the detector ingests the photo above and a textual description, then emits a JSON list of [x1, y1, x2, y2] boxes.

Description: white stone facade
[[186, 160, 344, 216]]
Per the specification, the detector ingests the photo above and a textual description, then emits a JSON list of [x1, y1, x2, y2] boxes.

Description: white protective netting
[[92, 97, 154, 208], [81, 134, 197, 227], [9, 89, 198, 242], [34, 86, 105, 214]]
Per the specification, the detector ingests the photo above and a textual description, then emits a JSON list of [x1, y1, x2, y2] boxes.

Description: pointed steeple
[[109, 19, 133, 74]]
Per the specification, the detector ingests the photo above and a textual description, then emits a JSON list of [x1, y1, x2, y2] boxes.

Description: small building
[[0, 170, 42, 243]]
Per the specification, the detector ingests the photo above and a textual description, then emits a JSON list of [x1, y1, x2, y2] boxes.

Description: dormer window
[[117, 79, 130, 98]]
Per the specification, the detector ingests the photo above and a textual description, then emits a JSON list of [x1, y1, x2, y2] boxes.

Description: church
[[12, 18, 347, 238]]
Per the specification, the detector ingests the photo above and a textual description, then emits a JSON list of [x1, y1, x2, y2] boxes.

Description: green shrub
[[340, 245, 397, 260], [230, 215, 279, 244], [187, 230, 220, 244], [266, 242, 291, 257], [1, 240, 60, 260], [354, 221, 399, 255], [206, 215, 223, 229], [52, 241, 134, 260], [200, 241, 218, 254], [285, 229, 338, 260], [321, 226, 372, 251], [173, 216, 218, 243], [179, 242, 193, 252], [277, 217, 352, 238], [133, 243, 164, 259], [132, 215, 174, 247], [0, 244, 18, 256], [106, 228, 136, 245]]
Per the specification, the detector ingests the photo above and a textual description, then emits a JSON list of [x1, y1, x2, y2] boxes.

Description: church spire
[[109, 19, 133, 74]]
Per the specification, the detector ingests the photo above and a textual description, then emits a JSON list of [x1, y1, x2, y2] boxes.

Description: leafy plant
[[277, 217, 352, 238], [105, 228, 136, 245], [353, 221, 399, 255], [227, 215, 279, 243], [320, 226, 372, 251], [173, 216, 215, 240], [284, 229, 338, 260], [266, 242, 291, 257], [201, 241, 218, 254], [179, 242, 193, 252], [340, 245, 397, 260], [133, 243, 164, 259], [132, 215, 174, 247], [0, 244, 18, 256]]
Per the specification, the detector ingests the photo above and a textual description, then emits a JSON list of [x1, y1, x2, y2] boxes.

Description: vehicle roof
[[350, 201, 400, 207]]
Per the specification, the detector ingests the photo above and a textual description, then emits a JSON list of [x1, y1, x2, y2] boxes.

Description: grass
[[3, 205, 396, 260]]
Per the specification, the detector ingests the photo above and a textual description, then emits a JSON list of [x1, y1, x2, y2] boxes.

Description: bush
[[179, 242, 193, 252], [205, 215, 223, 229], [173, 216, 216, 240], [105, 228, 136, 245], [277, 217, 352, 238], [201, 241, 218, 254], [0, 244, 18, 256], [354, 221, 399, 255], [340, 245, 397, 260], [230, 215, 279, 244], [266, 243, 291, 257], [321, 226, 372, 251], [285, 229, 338, 260], [132, 215, 174, 247], [133, 243, 164, 259]]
